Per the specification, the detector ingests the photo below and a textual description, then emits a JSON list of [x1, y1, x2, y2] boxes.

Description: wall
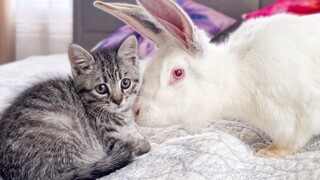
[[0, 0, 15, 64]]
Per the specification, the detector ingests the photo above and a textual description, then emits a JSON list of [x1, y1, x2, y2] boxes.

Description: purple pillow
[[95, 0, 236, 58]]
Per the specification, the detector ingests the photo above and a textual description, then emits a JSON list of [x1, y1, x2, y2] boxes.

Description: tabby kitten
[[0, 36, 150, 180]]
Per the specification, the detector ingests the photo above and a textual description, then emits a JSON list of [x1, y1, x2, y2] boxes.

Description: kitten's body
[[0, 36, 149, 180]]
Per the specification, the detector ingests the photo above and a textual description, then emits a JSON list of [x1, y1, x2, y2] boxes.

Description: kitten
[[0, 36, 150, 180]]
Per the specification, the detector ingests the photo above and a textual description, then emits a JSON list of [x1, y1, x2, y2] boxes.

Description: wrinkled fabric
[[243, 0, 320, 20]]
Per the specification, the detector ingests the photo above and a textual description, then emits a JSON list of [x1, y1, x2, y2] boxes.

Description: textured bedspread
[[1, 55, 320, 179]]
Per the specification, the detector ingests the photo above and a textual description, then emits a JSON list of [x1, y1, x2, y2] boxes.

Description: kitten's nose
[[111, 94, 123, 105]]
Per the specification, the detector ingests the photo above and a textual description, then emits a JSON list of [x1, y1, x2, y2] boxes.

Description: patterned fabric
[[243, 0, 320, 20], [95, 0, 236, 59]]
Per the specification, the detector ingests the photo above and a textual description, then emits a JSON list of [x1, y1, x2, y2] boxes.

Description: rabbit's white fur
[[95, 0, 320, 157], [139, 14, 320, 157]]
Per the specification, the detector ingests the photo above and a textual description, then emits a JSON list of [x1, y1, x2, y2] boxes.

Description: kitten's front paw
[[256, 143, 294, 158], [132, 139, 151, 156]]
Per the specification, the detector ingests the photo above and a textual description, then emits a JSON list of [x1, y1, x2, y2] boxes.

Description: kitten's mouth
[[117, 104, 125, 109], [112, 104, 128, 112]]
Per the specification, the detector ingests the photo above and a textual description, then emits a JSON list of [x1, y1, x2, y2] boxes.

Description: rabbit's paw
[[256, 143, 294, 158]]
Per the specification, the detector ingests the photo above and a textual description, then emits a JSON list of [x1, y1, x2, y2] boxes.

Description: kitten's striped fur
[[0, 36, 150, 180]]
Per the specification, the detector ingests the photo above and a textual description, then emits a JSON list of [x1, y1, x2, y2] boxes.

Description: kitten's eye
[[95, 84, 109, 94], [121, 78, 131, 89]]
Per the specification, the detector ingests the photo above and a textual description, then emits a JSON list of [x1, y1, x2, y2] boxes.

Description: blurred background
[[1, 0, 320, 65], [0, 0, 72, 64]]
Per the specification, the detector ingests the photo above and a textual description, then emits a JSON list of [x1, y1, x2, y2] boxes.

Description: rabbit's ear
[[138, 0, 200, 54], [94, 1, 167, 46]]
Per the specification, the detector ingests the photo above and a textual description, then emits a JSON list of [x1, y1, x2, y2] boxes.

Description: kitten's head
[[68, 36, 140, 113]]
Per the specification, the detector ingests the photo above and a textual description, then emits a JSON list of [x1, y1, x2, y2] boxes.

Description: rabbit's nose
[[134, 101, 141, 117], [134, 109, 140, 122], [135, 109, 140, 117]]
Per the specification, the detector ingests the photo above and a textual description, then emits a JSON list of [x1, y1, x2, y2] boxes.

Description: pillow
[[243, 0, 320, 20], [95, 0, 236, 59]]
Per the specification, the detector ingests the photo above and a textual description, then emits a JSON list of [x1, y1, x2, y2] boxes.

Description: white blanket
[[1, 55, 320, 179]]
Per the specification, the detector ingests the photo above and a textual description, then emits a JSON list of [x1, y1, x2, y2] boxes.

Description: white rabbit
[[94, 0, 320, 157]]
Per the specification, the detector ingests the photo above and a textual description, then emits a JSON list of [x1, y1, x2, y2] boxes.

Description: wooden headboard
[[73, 0, 274, 50]]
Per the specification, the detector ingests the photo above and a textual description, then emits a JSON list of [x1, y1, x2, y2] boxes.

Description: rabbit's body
[[95, 0, 320, 157], [208, 14, 320, 155]]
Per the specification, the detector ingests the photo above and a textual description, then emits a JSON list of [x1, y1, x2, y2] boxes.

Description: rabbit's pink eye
[[170, 68, 185, 85], [174, 69, 183, 77]]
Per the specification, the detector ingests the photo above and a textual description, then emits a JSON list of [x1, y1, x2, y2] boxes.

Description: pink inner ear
[[157, 18, 188, 48], [139, 0, 193, 49]]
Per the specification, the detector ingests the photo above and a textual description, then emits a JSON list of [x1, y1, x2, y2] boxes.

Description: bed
[[1, 54, 320, 179], [1, 0, 320, 179]]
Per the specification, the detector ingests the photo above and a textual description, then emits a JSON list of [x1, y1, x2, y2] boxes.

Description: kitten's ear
[[68, 44, 95, 77], [118, 36, 138, 65]]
